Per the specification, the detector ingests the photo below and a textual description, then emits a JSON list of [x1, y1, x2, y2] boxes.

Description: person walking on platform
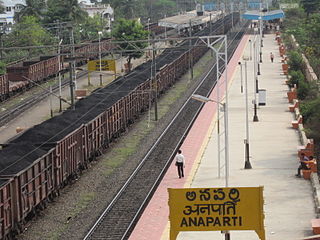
[[296, 153, 310, 177], [175, 150, 185, 178], [270, 52, 274, 63]]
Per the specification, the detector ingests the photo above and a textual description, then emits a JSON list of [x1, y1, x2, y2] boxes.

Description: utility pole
[[67, 24, 75, 109], [209, 13, 212, 34], [56, 19, 63, 112], [152, 35, 158, 121], [0, 25, 6, 60], [58, 37, 63, 112], [189, 20, 193, 80], [49, 86, 53, 117]]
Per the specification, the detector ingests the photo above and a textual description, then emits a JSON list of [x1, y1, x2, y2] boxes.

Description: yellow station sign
[[88, 60, 116, 71], [168, 187, 265, 240]]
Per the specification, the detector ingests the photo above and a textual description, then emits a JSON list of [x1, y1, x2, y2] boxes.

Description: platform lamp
[[191, 94, 230, 240], [241, 56, 252, 169]]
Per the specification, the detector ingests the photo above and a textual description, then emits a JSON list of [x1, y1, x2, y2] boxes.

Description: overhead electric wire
[[0, 15, 237, 173]]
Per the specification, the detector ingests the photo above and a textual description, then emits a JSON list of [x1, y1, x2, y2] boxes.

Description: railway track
[[84, 22, 248, 240], [0, 70, 88, 127]]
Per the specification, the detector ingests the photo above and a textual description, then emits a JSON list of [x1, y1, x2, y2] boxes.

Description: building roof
[[242, 9, 285, 20], [158, 10, 221, 29], [2, 0, 25, 7]]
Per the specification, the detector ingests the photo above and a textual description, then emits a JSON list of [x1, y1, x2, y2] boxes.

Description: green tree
[[153, 0, 175, 19], [45, 0, 88, 23], [300, 0, 320, 18], [6, 16, 54, 47], [14, 0, 46, 22], [0, 1, 4, 14], [77, 15, 108, 41], [288, 51, 304, 71], [112, 18, 148, 71]]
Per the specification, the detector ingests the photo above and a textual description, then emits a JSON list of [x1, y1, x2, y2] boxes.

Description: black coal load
[[0, 15, 231, 173]]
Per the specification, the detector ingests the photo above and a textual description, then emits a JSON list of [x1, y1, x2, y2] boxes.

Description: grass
[[70, 192, 96, 218]]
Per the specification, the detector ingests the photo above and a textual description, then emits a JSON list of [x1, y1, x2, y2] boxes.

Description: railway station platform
[[129, 31, 315, 239]]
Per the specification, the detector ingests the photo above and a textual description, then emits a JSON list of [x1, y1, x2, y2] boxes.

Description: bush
[[297, 79, 310, 100], [288, 70, 304, 87], [300, 97, 320, 122], [300, 96, 320, 142], [288, 51, 304, 71], [0, 61, 6, 75]]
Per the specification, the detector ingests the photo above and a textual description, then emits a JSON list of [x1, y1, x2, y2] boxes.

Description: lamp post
[[249, 39, 252, 60], [255, 26, 261, 76], [242, 56, 252, 169], [98, 31, 103, 86], [192, 94, 229, 186], [238, 62, 243, 93], [259, 15, 263, 63], [253, 35, 259, 122], [192, 94, 230, 240]]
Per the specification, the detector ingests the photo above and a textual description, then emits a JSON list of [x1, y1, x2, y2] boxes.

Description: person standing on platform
[[270, 52, 274, 63], [175, 150, 185, 178]]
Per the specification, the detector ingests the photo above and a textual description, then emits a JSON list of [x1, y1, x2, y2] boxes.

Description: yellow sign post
[[168, 187, 265, 240], [88, 59, 117, 83], [88, 59, 116, 72]]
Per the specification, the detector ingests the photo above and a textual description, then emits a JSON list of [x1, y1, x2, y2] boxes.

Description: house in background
[[78, 0, 114, 32], [0, 0, 25, 32]]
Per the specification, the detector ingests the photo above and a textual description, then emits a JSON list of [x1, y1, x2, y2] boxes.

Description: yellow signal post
[[168, 187, 265, 240]]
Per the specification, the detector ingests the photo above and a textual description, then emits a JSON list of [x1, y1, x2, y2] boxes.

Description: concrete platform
[[130, 32, 315, 240]]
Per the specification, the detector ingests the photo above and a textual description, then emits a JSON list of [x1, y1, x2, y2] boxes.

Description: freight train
[[0, 38, 114, 102], [0, 13, 241, 239]]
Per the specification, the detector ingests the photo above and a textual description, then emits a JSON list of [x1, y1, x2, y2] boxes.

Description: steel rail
[[84, 19, 247, 240]]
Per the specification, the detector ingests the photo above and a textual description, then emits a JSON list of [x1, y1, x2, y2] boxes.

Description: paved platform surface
[[130, 32, 315, 240]]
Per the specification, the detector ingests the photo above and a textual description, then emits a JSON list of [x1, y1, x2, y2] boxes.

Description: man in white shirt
[[175, 150, 185, 178]]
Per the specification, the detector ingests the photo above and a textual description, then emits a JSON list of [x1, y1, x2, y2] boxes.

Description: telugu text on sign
[[168, 187, 265, 240]]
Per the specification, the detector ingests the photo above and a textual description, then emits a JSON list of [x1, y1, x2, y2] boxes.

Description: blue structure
[[242, 10, 285, 20], [248, 2, 261, 9], [203, 2, 216, 11]]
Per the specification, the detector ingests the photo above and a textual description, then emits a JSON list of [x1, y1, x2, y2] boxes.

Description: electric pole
[[67, 23, 75, 109], [189, 20, 193, 80], [152, 34, 158, 121]]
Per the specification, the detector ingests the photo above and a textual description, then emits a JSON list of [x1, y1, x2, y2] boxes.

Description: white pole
[[99, 33, 102, 73], [50, 86, 53, 117], [58, 38, 62, 112], [224, 35, 229, 188], [249, 39, 252, 60], [224, 34, 230, 240], [164, 14, 167, 41], [98, 31, 103, 86], [148, 18, 150, 58], [216, 45, 221, 179], [253, 37, 257, 104], [245, 61, 249, 147]]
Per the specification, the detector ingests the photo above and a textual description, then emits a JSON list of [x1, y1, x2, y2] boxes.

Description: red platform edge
[[129, 34, 250, 240]]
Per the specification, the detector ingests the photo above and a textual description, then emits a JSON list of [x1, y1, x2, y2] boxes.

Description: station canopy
[[242, 9, 285, 20], [158, 10, 221, 30]]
